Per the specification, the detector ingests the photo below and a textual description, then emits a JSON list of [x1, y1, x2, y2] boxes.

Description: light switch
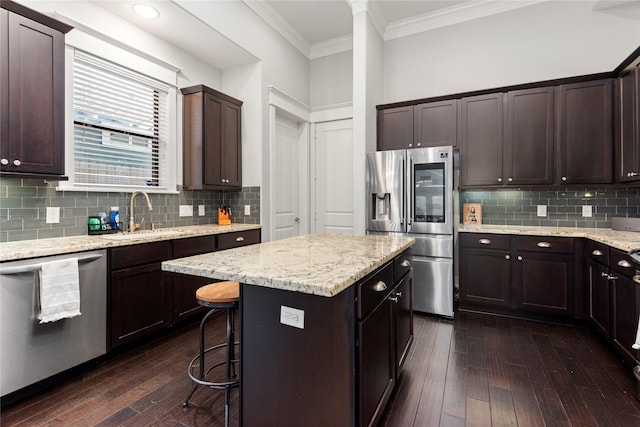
[[198, 205, 205, 216], [46, 207, 60, 224], [244, 205, 251, 216], [537, 205, 547, 217], [582, 205, 593, 217]]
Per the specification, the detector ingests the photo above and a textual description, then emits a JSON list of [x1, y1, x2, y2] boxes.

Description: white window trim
[[57, 30, 179, 194]]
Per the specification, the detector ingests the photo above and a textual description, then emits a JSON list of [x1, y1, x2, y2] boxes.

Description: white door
[[313, 119, 354, 234], [273, 113, 301, 240]]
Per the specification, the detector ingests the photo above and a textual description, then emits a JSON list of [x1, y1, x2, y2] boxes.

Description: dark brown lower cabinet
[[513, 251, 574, 316], [588, 260, 611, 340], [612, 274, 640, 367], [459, 233, 576, 319], [395, 272, 413, 372]]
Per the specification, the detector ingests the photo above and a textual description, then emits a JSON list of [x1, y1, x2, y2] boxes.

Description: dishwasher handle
[[0, 253, 104, 275]]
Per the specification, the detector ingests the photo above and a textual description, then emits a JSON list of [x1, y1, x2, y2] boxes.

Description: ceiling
[[90, 0, 639, 69]]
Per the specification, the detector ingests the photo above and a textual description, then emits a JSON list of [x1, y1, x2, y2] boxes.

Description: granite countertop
[[162, 233, 415, 297], [0, 224, 262, 262], [458, 224, 640, 252]]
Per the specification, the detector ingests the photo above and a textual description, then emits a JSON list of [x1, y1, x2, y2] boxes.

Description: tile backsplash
[[0, 179, 260, 242], [460, 186, 640, 228]]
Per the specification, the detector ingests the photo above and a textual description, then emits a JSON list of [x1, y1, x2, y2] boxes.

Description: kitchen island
[[162, 233, 415, 427]]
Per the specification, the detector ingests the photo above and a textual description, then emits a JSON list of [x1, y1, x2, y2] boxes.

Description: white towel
[[633, 315, 640, 350], [38, 258, 81, 323]]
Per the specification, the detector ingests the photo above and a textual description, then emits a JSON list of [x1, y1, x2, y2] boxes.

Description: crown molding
[[310, 34, 353, 60], [243, 0, 311, 58], [384, 0, 551, 41]]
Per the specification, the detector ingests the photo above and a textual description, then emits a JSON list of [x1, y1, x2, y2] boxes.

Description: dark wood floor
[[3, 310, 640, 426]]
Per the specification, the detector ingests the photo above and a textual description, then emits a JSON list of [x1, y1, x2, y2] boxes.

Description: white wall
[[310, 50, 353, 108], [382, 0, 640, 103]]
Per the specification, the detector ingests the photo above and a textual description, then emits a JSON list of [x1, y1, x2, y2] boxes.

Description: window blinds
[[72, 50, 168, 188]]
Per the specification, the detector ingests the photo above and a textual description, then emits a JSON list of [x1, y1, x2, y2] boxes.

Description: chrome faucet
[[129, 191, 153, 232]]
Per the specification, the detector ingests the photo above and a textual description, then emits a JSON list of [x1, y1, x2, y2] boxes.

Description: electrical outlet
[[537, 205, 547, 217], [46, 207, 60, 224], [582, 205, 593, 218], [280, 305, 304, 329], [179, 205, 193, 217], [244, 205, 251, 216], [198, 205, 205, 216]]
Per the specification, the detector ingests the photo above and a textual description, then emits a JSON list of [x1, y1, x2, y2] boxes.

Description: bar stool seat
[[183, 281, 240, 427]]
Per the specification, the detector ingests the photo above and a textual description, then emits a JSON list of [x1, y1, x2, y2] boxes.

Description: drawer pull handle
[[634, 275, 640, 284], [479, 239, 491, 245], [388, 296, 399, 302], [617, 260, 632, 268], [592, 250, 603, 256], [400, 260, 411, 267], [235, 236, 245, 242], [373, 281, 387, 292], [537, 242, 552, 248]]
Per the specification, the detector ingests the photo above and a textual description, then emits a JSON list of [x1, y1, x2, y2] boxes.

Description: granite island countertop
[[162, 233, 415, 297], [0, 223, 261, 262], [458, 224, 640, 252]]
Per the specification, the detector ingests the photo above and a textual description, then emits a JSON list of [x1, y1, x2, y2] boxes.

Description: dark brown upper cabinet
[[556, 79, 613, 185], [181, 85, 243, 190], [460, 93, 504, 187], [413, 99, 458, 148], [460, 88, 554, 188], [377, 105, 413, 150], [616, 61, 640, 183], [0, 2, 72, 180]]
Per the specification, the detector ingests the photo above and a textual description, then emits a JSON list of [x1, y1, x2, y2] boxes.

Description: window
[[71, 51, 169, 189]]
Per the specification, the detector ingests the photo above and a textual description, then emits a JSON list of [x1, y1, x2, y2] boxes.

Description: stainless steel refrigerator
[[366, 146, 455, 318]]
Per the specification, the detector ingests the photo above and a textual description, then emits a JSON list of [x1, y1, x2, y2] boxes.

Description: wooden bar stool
[[183, 281, 240, 427]]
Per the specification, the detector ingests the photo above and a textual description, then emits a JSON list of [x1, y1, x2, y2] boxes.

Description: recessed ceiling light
[[132, 3, 159, 19]]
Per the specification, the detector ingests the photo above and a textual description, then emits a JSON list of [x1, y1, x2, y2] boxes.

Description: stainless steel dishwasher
[[0, 250, 107, 397]]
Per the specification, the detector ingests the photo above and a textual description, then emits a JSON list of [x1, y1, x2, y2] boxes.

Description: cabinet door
[[557, 79, 613, 184], [505, 87, 554, 185], [110, 263, 170, 350], [377, 106, 413, 150], [221, 101, 242, 187], [2, 11, 65, 176], [394, 272, 413, 373], [460, 93, 504, 187], [617, 65, 640, 182], [1, 9, 7, 155], [588, 260, 610, 340], [459, 247, 511, 308], [359, 298, 395, 427], [414, 100, 458, 148], [513, 252, 574, 316], [612, 275, 640, 367], [203, 93, 223, 188]]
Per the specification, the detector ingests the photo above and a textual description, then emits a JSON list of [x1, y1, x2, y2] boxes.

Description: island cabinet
[[240, 250, 413, 427], [556, 79, 613, 184], [616, 60, 640, 182], [181, 85, 243, 190], [459, 233, 576, 319], [0, 1, 72, 180], [460, 87, 554, 188], [377, 106, 414, 150]]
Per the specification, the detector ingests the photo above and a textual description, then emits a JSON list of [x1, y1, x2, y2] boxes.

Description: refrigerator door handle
[[407, 154, 413, 227], [401, 156, 405, 226]]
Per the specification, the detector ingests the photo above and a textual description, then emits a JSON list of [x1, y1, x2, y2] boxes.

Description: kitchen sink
[[100, 230, 185, 240]]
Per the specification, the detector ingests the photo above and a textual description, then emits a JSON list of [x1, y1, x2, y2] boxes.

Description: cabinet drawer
[[611, 248, 636, 278], [586, 240, 610, 265], [216, 229, 260, 250], [357, 262, 394, 319], [110, 241, 171, 270], [514, 236, 574, 254], [172, 236, 215, 258], [394, 250, 412, 282], [459, 233, 510, 250]]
